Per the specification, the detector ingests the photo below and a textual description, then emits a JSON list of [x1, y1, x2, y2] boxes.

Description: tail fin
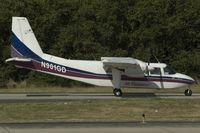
[[11, 17, 43, 59]]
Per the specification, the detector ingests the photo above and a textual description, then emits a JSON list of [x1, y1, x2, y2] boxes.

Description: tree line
[[0, 0, 199, 87]]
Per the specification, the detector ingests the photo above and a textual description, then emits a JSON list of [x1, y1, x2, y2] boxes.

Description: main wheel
[[113, 88, 122, 97], [184, 89, 192, 96]]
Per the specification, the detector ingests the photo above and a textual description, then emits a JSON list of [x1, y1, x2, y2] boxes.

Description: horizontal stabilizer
[[6, 57, 32, 68], [6, 57, 31, 63]]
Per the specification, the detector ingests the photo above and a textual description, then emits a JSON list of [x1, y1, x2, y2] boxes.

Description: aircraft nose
[[182, 74, 195, 84]]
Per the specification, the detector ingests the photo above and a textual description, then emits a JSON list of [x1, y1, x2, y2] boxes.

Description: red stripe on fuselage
[[11, 60, 193, 85]]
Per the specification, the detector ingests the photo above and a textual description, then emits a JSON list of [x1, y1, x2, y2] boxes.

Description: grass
[[0, 98, 200, 123], [0, 84, 199, 123]]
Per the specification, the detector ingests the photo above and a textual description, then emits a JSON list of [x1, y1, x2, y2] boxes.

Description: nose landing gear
[[184, 89, 192, 96]]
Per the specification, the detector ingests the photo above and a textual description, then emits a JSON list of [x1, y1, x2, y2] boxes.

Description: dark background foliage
[[0, 0, 199, 87]]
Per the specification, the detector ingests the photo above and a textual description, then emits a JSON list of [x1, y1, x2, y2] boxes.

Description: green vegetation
[[0, 0, 199, 87], [0, 98, 200, 123]]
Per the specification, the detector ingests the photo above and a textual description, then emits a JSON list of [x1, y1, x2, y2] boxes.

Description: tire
[[113, 88, 122, 97], [184, 89, 192, 96]]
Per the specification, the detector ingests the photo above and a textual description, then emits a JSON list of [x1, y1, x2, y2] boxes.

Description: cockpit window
[[150, 67, 161, 75], [164, 66, 176, 75]]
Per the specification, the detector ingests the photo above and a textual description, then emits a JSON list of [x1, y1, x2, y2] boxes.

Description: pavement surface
[[0, 93, 199, 132], [0, 92, 199, 103], [0, 122, 200, 133]]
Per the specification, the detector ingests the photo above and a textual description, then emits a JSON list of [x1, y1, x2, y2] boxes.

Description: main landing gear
[[113, 88, 122, 97], [184, 89, 192, 96]]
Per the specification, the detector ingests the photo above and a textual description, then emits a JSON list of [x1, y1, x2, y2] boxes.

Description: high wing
[[101, 57, 148, 77], [101, 57, 150, 90]]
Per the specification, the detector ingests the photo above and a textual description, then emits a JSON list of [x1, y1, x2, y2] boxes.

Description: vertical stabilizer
[[11, 17, 43, 59]]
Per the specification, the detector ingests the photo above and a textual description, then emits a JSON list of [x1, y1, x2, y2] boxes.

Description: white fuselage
[[20, 53, 194, 89]]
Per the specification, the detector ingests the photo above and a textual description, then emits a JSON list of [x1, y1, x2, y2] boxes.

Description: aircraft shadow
[[122, 93, 156, 98], [27, 92, 157, 98]]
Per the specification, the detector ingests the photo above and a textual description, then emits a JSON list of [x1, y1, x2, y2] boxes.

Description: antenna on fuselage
[[151, 54, 160, 63], [148, 50, 160, 64]]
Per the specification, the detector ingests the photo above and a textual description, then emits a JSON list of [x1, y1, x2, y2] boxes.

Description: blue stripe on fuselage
[[11, 33, 42, 60], [10, 32, 111, 77]]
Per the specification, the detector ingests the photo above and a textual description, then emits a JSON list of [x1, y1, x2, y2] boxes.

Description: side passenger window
[[150, 68, 161, 75]]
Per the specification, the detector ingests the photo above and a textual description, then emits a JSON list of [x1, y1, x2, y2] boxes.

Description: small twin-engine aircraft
[[6, 17, 195, 96]]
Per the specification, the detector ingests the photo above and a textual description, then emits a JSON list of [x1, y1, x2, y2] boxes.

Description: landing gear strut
[[113, 88, 122, 97], [184, 89, 192, 96]]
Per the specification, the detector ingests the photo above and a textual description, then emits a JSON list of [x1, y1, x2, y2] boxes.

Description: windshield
[[164, 65, 176, 75]]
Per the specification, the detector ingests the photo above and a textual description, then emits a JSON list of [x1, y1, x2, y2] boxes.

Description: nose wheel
[[184, 89, 192, 96], [113, 88, 122, 97]]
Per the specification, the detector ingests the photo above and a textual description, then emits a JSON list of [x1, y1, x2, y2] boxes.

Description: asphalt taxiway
[[0, 92, 199, 103], [0, 122, 200, 133]]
